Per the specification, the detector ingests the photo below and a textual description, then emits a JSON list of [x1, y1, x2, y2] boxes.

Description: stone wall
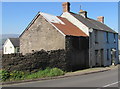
[[2, 49, 67, 72], [2, 36, 90, 72], [20, 15, 65, 55], [65, 36, 89, 71]]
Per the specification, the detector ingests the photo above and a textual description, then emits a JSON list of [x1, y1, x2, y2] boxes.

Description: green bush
[[49, 68, 65, 77], [0, 70, 10, 81]]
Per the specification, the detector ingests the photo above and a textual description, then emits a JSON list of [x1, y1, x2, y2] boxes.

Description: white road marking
[[102, 81, 120, 87]]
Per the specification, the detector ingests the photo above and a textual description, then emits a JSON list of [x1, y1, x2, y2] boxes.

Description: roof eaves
[[87, 18, 117, 33]]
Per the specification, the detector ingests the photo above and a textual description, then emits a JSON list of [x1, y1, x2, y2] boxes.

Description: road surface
[[3, 67, 119, 88]]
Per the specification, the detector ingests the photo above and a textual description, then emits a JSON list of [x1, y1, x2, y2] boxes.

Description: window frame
[[106, 32, 109, 43], [113, 33, 116, 43], [94, 30, 98, 44]]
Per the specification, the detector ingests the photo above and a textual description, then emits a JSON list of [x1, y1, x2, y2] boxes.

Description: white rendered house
[[3, 38, 20, 54], [61, 2, 119, 67]]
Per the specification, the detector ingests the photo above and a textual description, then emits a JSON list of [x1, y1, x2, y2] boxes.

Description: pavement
[[1, 65, 119, 88]]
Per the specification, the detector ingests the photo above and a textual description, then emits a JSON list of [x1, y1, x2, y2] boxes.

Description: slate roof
[[70, 12, 117, 33], [9, 38, 19, 47]]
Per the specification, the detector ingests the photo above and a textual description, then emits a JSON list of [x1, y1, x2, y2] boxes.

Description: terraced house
[[20, 2, 119, 69]]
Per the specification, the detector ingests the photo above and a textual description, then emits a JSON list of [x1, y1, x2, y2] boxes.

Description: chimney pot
[[62, 2, 70, 12], [97, 16, 104, 23], [79, 9, 87, 18]]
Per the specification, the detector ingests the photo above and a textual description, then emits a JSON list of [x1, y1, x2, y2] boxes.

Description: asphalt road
[[3, 68, 119, 88]]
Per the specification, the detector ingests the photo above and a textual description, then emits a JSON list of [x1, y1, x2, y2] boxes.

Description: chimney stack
[[62, 2, 70, 12], [79, 9, 87, 18], [97, 16, 104, 23]]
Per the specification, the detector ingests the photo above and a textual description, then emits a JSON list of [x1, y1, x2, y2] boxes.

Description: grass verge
[[0, 68, 65, 82]]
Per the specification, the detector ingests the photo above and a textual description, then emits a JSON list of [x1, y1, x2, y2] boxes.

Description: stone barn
[[20, 12, 89, 70]]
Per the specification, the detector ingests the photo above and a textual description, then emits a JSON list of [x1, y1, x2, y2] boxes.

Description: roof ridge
[[70, 12, 117, 33]]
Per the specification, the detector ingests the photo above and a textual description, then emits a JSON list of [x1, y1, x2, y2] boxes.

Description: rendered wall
[[89, 29, 119, 67], [3, 39, 15, 54]]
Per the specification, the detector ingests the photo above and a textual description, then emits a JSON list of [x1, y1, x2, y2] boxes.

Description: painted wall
[[20, 15, 65, 55], [89, 29, 119, 67], [118, 39, 120, 50], [3, 39, 15, 54], [118, 39, 120, 63], [61, 12, 119, 67]]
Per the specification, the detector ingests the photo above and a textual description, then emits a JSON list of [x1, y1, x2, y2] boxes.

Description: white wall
[[61, 12, 119, 67], [118, 39, 120, 50], [3, 39, 15, 54], [61, 12, 89, 36], [90, 30, 119, 67]]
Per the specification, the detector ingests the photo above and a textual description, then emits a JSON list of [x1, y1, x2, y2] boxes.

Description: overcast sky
[[2, 2, 118, 34]]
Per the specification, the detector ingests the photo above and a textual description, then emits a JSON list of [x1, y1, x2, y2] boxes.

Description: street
[[3, 67, 119, 88]]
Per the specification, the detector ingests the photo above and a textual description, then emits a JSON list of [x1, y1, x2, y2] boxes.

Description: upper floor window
[[106, 32, 109, 43], [113, 33, 116, 43], [89, 32, 92, 47], [94, 30, 98, 44]]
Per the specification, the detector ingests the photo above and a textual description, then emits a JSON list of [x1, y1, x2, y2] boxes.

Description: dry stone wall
[[2, 49, 67, 72]]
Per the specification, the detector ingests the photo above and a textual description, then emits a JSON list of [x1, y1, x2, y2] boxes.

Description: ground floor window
[[16, 47, 20, 53], [95, 50, 98, 65], [107, 49, 109, 60]]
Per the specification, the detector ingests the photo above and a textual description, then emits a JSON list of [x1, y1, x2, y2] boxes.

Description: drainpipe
[[89, 28, 93, 68]]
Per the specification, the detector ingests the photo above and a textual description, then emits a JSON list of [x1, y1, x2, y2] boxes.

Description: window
[[107, 49, 109, 60], [94, 30, 98, 44], [114, 33, 116, 43], [89, 32, 92, 47], [113, 48, 116, 58], [106, 32, 109, 43], [16, 47, 20, 53]]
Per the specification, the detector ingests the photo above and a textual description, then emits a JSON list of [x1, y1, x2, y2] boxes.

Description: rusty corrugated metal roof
[[52, 17, 88, 37]]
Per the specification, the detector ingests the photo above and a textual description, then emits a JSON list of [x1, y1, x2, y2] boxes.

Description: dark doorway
[[100, 49, 104, 66]]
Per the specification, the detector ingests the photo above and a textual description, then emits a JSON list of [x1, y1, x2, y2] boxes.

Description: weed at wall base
[[0, 68, 65, 82]]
